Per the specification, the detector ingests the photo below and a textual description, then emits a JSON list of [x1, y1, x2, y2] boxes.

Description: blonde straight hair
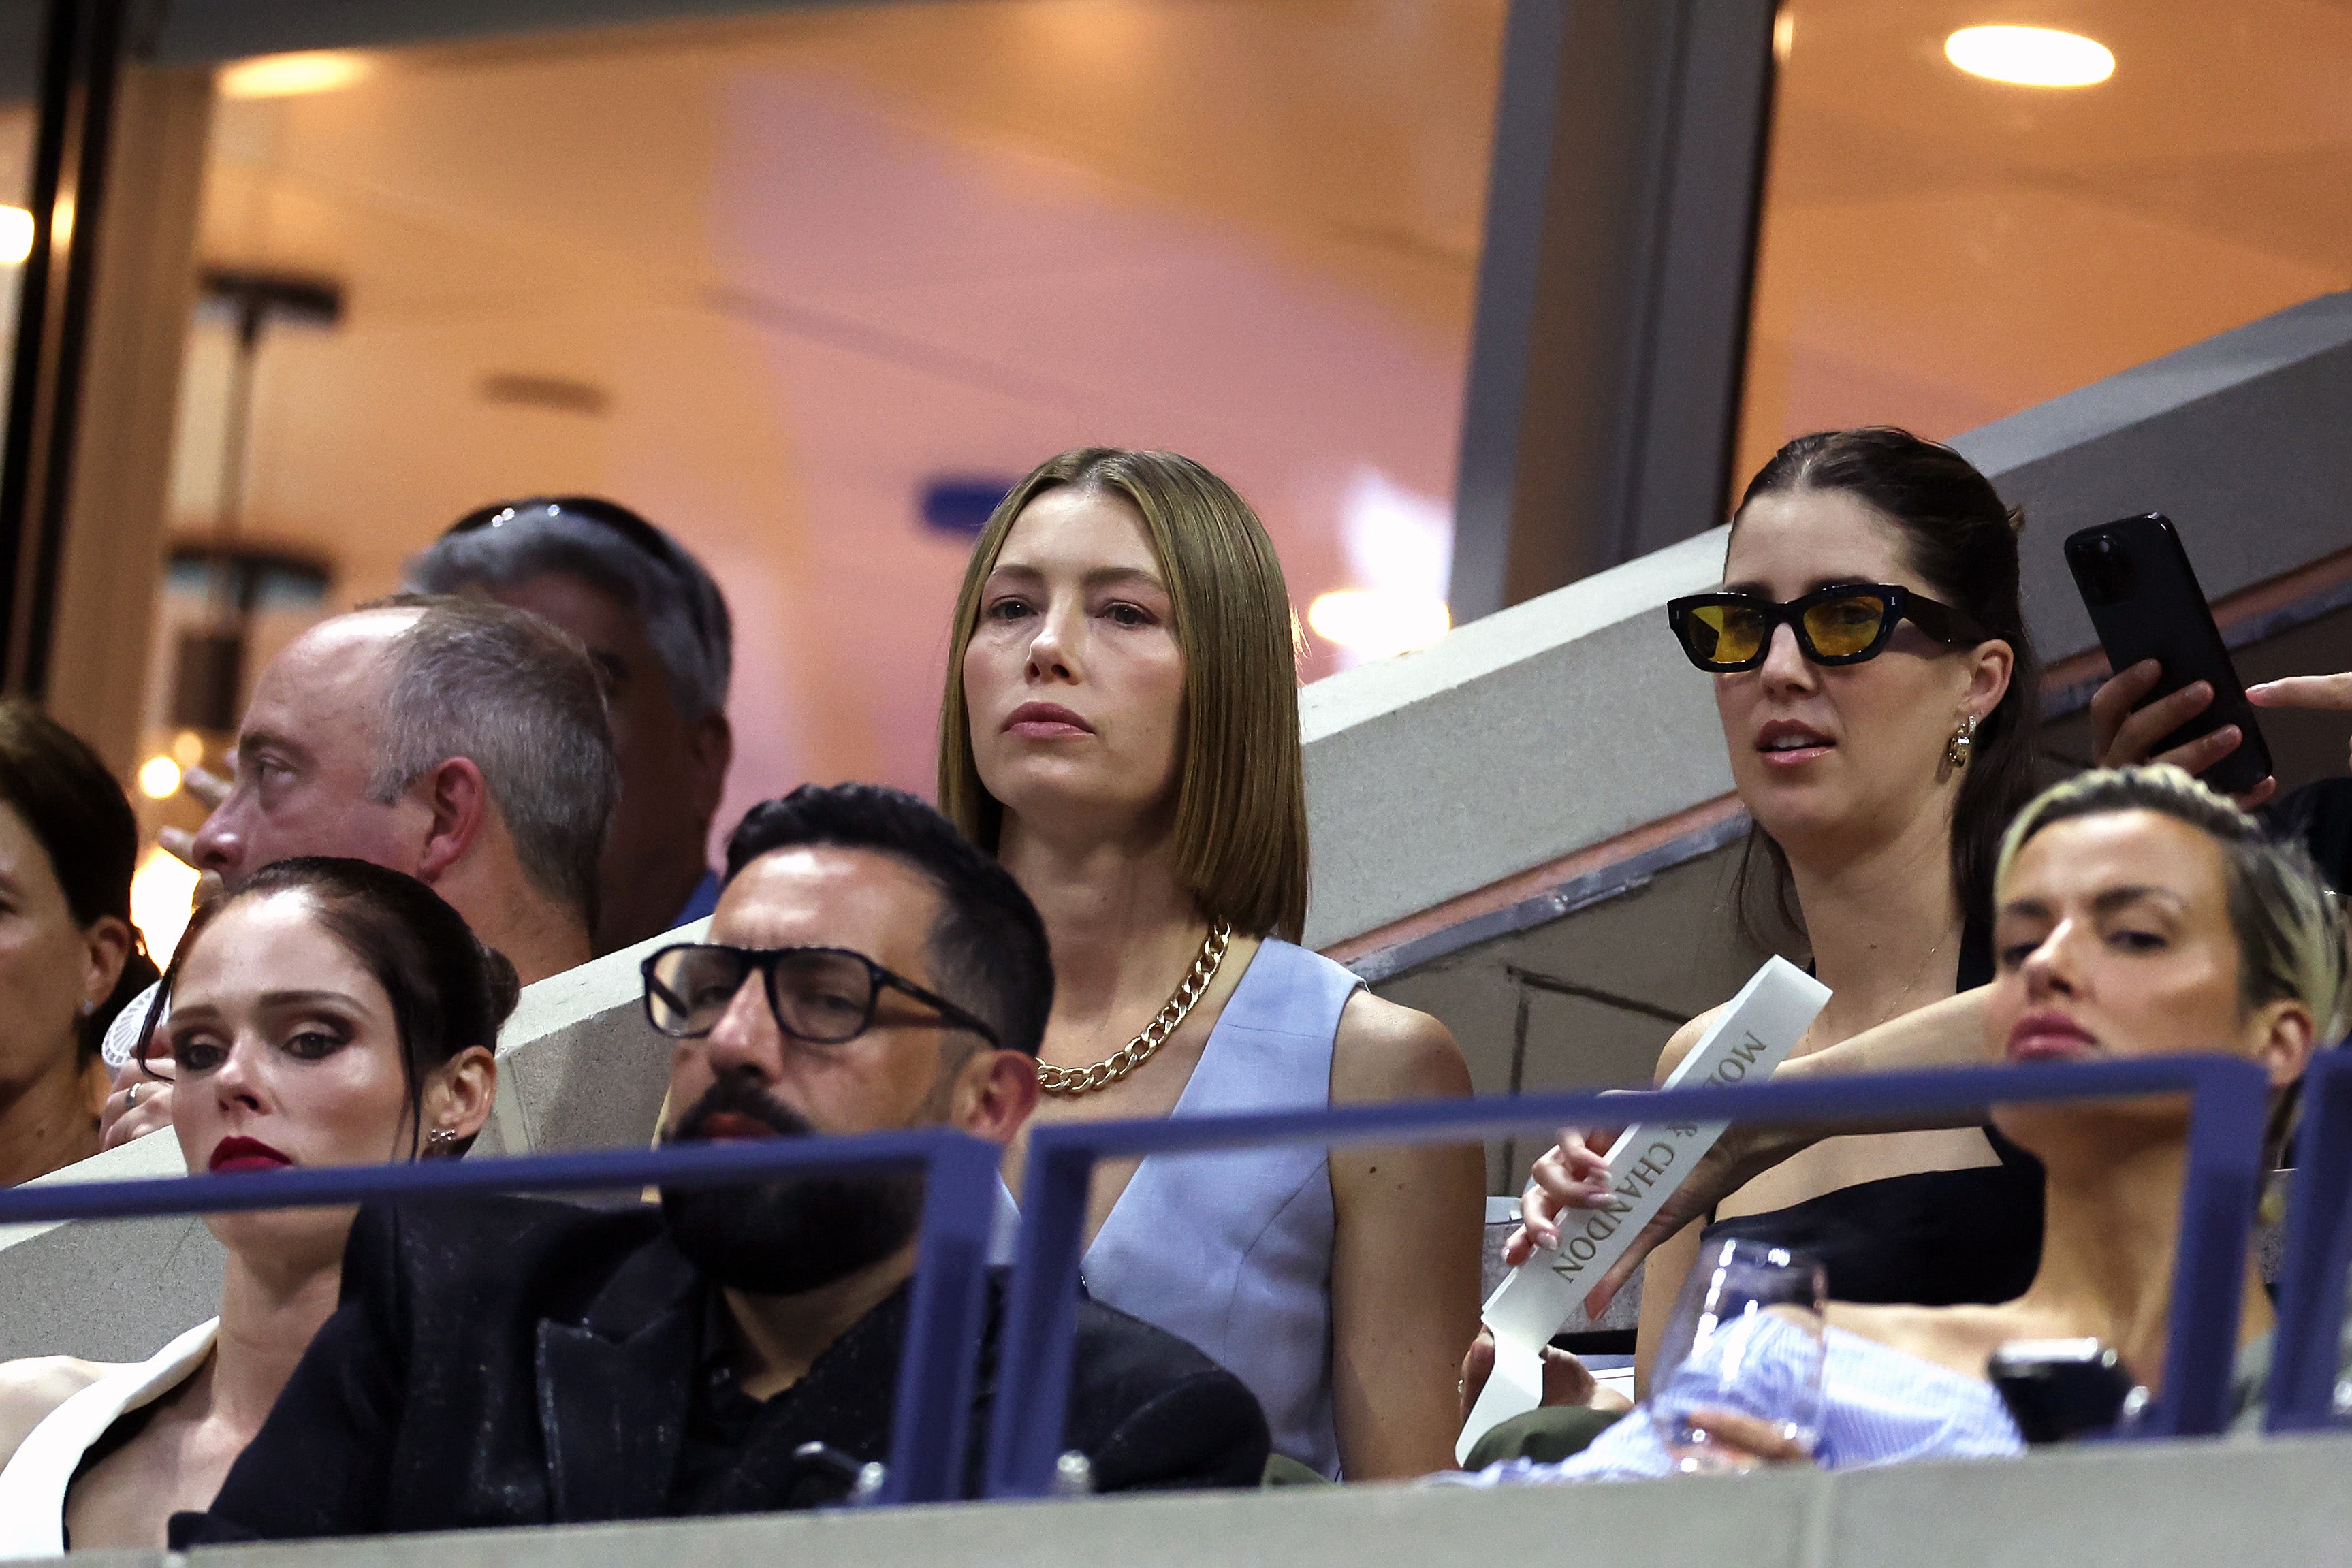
[[936, 447, 1309, 943]]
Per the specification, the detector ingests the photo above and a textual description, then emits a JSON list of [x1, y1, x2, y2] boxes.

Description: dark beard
[[658, 1072, 926, 1297]]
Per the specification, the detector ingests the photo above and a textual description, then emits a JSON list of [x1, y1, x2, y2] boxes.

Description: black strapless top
[[1696, 918, 2046, 1307]]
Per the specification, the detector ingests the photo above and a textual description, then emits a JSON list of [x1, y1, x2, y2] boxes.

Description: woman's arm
[[1634, 1221, 1702, 1395], [1326, 991, 1484, 1479], [1516, 989, 1997, 1323]]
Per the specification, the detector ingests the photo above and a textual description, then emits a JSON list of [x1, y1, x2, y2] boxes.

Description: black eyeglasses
[[1665, 583, 1988, 673], [641, 943, 1001, 1051]]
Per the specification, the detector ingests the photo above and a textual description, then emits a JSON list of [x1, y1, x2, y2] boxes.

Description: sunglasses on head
[[443, 495, 718, 649], [1665, 583, 1988, 673], [445, 496, 682, 572]]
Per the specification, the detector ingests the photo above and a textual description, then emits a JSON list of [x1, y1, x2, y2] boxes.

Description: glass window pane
[[1736, 1, 2352, 483], [156, 2, 1506, 842], [0, 2, 52, 444]]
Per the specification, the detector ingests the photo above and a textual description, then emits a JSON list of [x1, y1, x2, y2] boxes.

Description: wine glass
[[1648, 1238, 1828, 1473]]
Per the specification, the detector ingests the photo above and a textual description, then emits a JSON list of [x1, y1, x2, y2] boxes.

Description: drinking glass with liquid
[[1648, 1239, 1827, 1473]]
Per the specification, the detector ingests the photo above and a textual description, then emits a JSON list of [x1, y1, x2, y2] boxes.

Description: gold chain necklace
[[1037, 921, 1233, 1097]]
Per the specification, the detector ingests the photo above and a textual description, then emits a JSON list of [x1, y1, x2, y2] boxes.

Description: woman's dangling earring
[[424, 1127, 460, 1157], [1944, 712, 1981, 771]]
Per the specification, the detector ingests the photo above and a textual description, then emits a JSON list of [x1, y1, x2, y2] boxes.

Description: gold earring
[[1945, 713, 1981, 771]]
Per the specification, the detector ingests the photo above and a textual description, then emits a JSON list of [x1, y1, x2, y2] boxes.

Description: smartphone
[[1988, 1339, 2142, 1444], [2064, 513, 2272, 797]]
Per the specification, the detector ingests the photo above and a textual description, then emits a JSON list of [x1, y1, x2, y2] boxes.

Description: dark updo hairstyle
[[0, 700, 159, 1061], [1731, 428, 2044, 944], [142, 857, 520, 1157]]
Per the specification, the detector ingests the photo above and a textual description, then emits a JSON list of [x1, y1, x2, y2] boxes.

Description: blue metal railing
[[0, 1132, 1002, 1507], [0, 1054, 2308, 1507], [988, 1055, 2271, 1497], [2265, 1048, 2352, 1433]]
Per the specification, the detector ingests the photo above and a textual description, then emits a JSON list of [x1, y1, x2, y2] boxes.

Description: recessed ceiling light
[[1945, 25, 2114, 88], [0, 206, 31, 265], [218, 50, 372, 99]]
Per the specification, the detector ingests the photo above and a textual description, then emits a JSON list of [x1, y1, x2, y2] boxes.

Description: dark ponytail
[[1730, 428, 2042, 944]]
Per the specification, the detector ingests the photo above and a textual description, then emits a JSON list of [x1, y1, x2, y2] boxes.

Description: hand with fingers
[[1670, 1407, 1815, 1468], [159, 762, 232, 876], [2249, 673, 2352, 773], [2088, 660, 2274, 807], [1457, 1329, 1629, 1423], [1504, 1125, 1764, 1321], [99, 1054, 176, 1150]]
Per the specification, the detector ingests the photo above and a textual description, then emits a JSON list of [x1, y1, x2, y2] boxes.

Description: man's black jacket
[[171, 1196, 1267, 1541]]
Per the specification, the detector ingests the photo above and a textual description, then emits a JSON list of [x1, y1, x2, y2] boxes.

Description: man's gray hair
[[364, 595, 620, 925], [402, 501, 732, 720]]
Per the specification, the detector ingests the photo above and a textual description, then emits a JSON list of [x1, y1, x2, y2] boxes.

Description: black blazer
[[172, 1196, 1267, 1542]]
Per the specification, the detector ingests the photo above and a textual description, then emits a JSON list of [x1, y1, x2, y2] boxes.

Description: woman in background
[[0, 857, 505, 1552], [0, 701, 156, 1186], [1467, 766, 2342, 1480], [1512, 428, 2048, 1390], [942, 447, 1483, 1479]]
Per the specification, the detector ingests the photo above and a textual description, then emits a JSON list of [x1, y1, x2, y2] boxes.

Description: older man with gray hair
[[185, 596, 617, 982], [100, 595, 618, 1146], [404, 496, 733, 953]]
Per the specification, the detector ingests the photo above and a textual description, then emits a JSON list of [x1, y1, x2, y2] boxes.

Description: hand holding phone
[[2088, 662, 2274, 807], [2067, 514, 2275, 803]]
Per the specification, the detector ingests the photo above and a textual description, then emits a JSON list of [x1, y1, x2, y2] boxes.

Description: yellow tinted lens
[[1690, 603, 1765, 665], [1802, 593, 1891, 657]]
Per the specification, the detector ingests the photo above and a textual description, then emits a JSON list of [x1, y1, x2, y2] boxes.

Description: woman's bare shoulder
[[1655, 1002, 1732, 1083], [1331, 990, 1472, 1103], [0, 1356, 112, 1471]]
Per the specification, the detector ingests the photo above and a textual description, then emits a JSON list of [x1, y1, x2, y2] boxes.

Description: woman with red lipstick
[[0, 858, 507, 1554], [1505, 429, 2050, 1397], [940, 447, 1483, 1480], [1455, 765, 2345, 1482]]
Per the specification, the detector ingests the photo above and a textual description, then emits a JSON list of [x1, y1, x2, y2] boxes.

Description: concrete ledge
[[0, 1132, 222, 1362], [1962, 289, 2352, 667], [111, 1431, 2352, 1568], [475, 918, 705, 1157], [1301, 528, 1732, 948]]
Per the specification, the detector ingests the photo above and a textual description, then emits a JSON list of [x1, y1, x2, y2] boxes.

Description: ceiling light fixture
[[218, 50, 372, 99], [1944, 25, 2114, 88], [1307, 590, 1450, 661], [0, 206, 32, 265]]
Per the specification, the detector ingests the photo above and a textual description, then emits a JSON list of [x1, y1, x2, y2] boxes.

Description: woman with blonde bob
[[1458, 765, 2347, 1482], [941, 447, 1483, 1479]]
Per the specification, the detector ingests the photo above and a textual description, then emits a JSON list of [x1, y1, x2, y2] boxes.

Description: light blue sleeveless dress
[[996, 937, 1361, 1477]]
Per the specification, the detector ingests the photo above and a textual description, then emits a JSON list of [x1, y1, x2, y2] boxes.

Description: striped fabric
[[1444, 1320, 2025, 1486]]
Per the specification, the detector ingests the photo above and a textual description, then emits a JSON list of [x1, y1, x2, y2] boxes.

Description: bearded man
[[172, 784, 1266, 1541]]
